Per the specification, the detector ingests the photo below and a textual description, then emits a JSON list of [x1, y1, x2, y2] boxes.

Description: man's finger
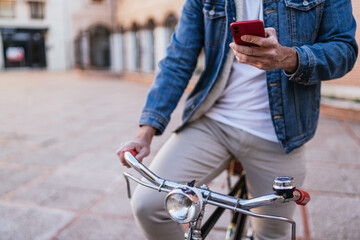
[[234, 52, 256, 63], [116, 149, 124, 160], [241, 28, 278, 48], [264, 27, 276, 38], [136, 147, 149, 162], [116, 144, 136, 167], [230, 43, 262, 57], [261, 28, 278, 48], [240, 35, 266, 47], [234, 52, 270, 70]]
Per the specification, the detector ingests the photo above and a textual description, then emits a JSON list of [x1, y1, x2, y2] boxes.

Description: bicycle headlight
[[165, 186, 203, 224]]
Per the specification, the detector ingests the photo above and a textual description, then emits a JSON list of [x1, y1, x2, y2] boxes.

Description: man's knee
[[131, 186, 168, 222]]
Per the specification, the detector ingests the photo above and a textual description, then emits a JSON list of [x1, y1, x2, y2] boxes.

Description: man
[[117, 0, 357, 239]]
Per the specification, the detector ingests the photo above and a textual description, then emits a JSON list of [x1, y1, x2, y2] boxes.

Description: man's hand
[[229, 28, 298, 73], [116, 125, 156, 168]]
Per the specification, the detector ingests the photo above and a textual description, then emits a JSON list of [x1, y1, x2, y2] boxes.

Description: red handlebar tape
[[123, 149, 137, 158], [295, 190, 311, 206]]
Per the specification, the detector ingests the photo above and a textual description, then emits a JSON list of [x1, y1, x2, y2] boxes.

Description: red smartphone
[[230, 20, 265, 46]]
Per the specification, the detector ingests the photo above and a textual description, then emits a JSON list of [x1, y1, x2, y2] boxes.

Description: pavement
[[0, 70, 359, 240]]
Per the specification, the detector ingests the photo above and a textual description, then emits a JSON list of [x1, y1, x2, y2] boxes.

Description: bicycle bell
[[273, 176, 296, 198]]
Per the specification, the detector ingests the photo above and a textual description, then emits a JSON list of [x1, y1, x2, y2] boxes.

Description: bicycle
[[123, 150, 310, 240]]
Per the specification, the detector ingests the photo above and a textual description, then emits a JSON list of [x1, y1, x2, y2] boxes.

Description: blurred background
[[0, 0, 359, 239]]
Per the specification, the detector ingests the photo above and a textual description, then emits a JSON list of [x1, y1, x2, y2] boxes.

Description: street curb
[[320, 98, 360, 122], [75, 71, 360, 122]]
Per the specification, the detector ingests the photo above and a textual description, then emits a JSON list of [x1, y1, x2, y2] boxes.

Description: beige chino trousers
[[131, 116, 306, 240]]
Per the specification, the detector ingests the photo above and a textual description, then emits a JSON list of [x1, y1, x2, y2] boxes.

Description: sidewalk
[[0, 71, 359, 240]]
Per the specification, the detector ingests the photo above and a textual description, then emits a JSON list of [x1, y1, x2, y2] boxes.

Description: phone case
[[230, 20, 265, 46]]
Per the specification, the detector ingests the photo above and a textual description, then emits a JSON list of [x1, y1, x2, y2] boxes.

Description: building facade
[[0, 0, 114, 71], [111, 0, 360, 101], [72, 0, 114, 70], [110, 0, 185, 78], [0, 0, 67, 70], [1, 0, 359, 101]]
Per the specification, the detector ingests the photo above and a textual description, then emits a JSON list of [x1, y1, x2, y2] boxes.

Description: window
[[131, 23, 141, 71], [164, 14, 177, 44], [146, 19, 155, 72], [89, 25, 111, 68], [0, 0, 16, 18], [28, 1, 45, 19]]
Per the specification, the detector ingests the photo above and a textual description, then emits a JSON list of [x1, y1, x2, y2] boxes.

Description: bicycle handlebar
[[295, 189, 311, 206], [122, 150, 310, 208], [122, 150, 312, 240]]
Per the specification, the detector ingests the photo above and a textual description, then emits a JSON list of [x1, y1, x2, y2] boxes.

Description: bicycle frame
[[201, 173, 248, 239], [123, 151, 310, 240]]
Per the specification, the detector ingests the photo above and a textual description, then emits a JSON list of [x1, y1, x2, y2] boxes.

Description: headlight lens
[[165, 186, 203, 224]]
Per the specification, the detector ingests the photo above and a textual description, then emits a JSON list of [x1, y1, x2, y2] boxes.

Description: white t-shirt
[[205, 0, 277, 142]]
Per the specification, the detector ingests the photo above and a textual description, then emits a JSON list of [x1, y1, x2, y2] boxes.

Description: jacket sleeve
[[139, 0, 204, 134], [289, 0, 358, 85]]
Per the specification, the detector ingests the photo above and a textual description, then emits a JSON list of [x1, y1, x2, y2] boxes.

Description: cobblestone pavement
[[0, 71, 359, 240]]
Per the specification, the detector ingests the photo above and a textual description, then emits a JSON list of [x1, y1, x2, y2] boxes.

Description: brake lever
[[123, 173, 132, 199], [123, 151, 163, 186]]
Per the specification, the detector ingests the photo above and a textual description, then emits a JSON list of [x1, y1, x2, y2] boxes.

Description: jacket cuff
[[286, 46, 314, 84], [139, 110, 169, 135]]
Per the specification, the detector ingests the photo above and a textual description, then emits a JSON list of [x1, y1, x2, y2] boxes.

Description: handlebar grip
[[123, 149, 137, 158], [295, 190, 310, 206]]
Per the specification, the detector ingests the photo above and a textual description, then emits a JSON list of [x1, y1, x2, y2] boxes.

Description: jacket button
[[265, 9, 276, 14], [190, 104, 195, 109], [303, 1, 309, 6]]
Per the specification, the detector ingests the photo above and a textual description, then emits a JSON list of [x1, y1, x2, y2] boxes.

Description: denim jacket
[[139, 0, 358, 153]]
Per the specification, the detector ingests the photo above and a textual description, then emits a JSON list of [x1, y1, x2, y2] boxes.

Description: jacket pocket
[[284, 0, 325, 41], [202, 1, 226, 46]]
